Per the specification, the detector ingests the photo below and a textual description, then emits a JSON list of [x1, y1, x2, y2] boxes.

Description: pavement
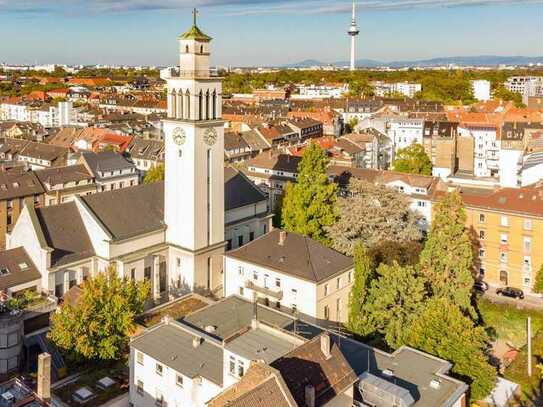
[[482, 288, 543, 311]]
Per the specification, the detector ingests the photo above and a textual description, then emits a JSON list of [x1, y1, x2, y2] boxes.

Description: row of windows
[[478, 213, 533, 230]]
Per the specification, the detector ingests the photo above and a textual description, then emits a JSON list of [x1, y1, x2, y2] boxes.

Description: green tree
[[347, 243, 375, 335], [419, 191, 475, 314], [363, 262, 427, 349], [367, 240, 423, 267], [392, 143, 432, 175], [533, 264, 543, 294], [144, 163, 165, 184], [406, 298, 496, 401], [49, 267, 149, 360], [281, 143, 337, 244], [327, 179, 422, 256]]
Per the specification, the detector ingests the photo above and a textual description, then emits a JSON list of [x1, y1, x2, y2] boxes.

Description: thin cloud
[[1, 0, 543, 15]]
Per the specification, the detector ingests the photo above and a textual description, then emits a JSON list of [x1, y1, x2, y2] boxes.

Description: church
[[5, 18, 272, 301]]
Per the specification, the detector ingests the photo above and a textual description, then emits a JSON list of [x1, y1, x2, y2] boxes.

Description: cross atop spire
[[192, 8, 199, 26]]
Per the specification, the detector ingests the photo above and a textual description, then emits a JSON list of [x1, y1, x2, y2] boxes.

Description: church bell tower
[[163, 9, 225, 292]]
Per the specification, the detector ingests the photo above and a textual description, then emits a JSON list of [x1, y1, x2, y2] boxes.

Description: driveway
[[482, 289, 543, 312]]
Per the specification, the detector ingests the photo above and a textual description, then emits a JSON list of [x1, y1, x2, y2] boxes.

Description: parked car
[[496, 287, 524, 299], [474, 280, 489, 293]]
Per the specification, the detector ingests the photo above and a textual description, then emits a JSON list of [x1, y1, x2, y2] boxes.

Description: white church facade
[[5, 19, 272, 301]]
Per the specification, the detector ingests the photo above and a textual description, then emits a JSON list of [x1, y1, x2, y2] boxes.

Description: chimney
[[251, 318, 259, 330], [193, 336, 202, 348], [278, 230, 287, 246], [305, 384, 316, 407], [320, 333, 332, 360], [37, 353, 51, 401]]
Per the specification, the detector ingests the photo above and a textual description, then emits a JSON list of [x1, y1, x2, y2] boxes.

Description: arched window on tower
[[212, 90, 217, 119], [185, 90, 191, 119], [200, 45, 204, 54], [198, 90, 203, 120], [170, 89, 177, 119], [205, 90, 210, 120], [177, 89, 184, 119], [185, 45, 189, 53]]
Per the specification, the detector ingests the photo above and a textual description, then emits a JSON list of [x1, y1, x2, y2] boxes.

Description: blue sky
[[1, 0, 543, 67]]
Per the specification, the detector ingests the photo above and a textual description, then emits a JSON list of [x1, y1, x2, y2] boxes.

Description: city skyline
[[1, 0, 543, 67]]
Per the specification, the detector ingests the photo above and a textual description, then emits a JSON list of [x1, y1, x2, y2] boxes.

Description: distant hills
[[284, 56, 543, 68]]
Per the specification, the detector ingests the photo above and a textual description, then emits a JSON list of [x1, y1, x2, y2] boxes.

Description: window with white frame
[[136, 380, 144, 395], [176, 374, 183, 388], [524, 256, 532, 271], [253, 271, 258, 280], [524, 237, 532, 252], [500, 252, 508, 264], [136, 351, 144, 365], [238, 266, 244, 277], [479, 213, 486, 223], [501, 216, 508, 227], [524, 218, 532, 231], [324, 284, 329, 296], [155, 363, 163, 376], [500, 233, 508, 244]]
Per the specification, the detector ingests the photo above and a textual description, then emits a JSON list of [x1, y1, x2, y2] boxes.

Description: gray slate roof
[[35, 202, 95, 267], [227, 229, 353, 283], [81, 151, 135, 175], [131, 323, 224, 386], [81, 181, 164, 241], [225, 167, 267, 210]]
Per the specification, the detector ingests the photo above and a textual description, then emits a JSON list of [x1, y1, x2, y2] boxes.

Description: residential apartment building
[[130, 295, 468, 407], [423, 120, 458, 179], [505, 76, 543, 95], [387, 118, 424, 153], [224, 229, 354, 324], [125, 138, 165, 172], [372, 81, 422, 98], [297, 83, 349, 99], [328, 166, 445, 231], [0, 169, 44, 249], [35, 164, 96, 206], [471, 80, 491, 102], [245, 152, 301, 207], [78, 151, 139, 192], [435, 184, 543, 293]]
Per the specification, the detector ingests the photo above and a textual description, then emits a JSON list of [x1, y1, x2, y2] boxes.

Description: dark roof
[[19, 141, 68, 162], [35, 164, 93, 187], [81, 182, 165, 241], [227, 230, 353, 283], [0, 247, 41, 291], [0, 169, 44, 200], [126, 138, 164, 161], [247, 153, 301, 173], [225, 167, 267, 210], [131, 322, 223, 385], [224, 131, 250, 151], [35, 202, 95, 267], [80, 151, 135, 175], [272, 334, 358, 406]]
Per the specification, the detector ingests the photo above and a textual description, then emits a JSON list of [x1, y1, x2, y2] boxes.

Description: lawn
[[503, 332, 543, 403], [136, 296, 208, 328], [478, 297, 543, 402], [478, 297, 543, 348]]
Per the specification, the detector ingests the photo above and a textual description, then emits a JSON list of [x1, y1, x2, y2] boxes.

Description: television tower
[[348, 0, 360, 71]]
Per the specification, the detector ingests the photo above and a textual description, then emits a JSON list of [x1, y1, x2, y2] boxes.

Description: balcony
[[245, 280, 283, 300]]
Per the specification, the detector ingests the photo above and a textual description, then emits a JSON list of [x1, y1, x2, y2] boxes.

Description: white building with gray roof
[[129, 295, 468, 407]]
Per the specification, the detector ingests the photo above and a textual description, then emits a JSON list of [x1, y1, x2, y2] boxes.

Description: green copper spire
[[179, 8, 213, 41]]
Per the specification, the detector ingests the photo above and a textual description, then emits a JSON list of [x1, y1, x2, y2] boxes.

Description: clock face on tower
[[172, 127, 186, 146], [203, 128, 218, 146]]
